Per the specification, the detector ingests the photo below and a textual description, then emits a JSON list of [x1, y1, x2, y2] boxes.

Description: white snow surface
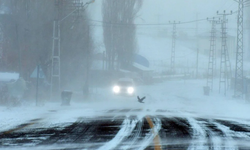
[[1, 79, 250, 132]]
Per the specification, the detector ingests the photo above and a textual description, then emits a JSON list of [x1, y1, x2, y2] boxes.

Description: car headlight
[[113, 86, 120, 93], [127, 87, 134, 94]]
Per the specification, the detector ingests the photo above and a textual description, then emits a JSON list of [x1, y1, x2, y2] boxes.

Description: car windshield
[[1, 0, 250, 149]]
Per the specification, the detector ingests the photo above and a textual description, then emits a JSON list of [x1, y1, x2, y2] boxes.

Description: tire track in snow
[[97, 117, 137, 150]]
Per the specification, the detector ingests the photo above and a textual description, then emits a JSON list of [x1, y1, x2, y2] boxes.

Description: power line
[[87, 14, 238, 26], [91, 18, 209, 25], [217, 0, 231, 11]]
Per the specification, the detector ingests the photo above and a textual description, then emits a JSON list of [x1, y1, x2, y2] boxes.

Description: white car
[[112, 78, 135, 96]]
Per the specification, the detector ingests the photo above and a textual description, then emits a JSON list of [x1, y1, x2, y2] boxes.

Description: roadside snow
[[1, 79, 250, 132]]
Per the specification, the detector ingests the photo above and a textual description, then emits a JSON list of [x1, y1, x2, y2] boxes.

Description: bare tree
[[0, 0, 93, 91], [0, 0, 55, 77], [102, 0, 142, 70]]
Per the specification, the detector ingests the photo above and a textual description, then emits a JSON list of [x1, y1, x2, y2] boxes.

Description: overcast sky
[[87, 0, 246, 37], [87, 0, 250, 57], [137, 0, 238, 23], [88, 0, 239, 23]]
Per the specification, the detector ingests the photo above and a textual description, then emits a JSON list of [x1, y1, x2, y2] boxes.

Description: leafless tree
[[0, 0, 55, 77], [0, 0, 93, 90], [102, 0, 142, 70]]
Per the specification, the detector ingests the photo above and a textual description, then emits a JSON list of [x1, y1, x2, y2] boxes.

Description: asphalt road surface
[[1, 109, 250, 150]]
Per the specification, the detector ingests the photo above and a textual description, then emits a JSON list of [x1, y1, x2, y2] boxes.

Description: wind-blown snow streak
[[187, 118, 223, 150], [97, 118, 137, 150], [137, 117, 162, 150], [213, 122, 238, 150], [206, 127, 222, 150], [188, 118, 250, 150], [120, 118, 143, 150], [187, 117, 207, 150]]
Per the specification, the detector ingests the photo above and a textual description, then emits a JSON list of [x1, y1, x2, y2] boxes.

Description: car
[[112, 78, 135, 96]]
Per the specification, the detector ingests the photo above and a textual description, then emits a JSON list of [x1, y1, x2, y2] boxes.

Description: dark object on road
[[137, 96, 146, 103], [61, 90, 72, 106], [203, 86, 210, 96]]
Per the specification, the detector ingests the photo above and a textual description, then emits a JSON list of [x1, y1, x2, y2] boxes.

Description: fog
[[90, 0, 239, 22], [0, 0, 249, 118], [1, 0, 250, 149]]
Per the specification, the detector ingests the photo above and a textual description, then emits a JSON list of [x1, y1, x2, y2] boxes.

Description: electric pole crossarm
[[59, 0, 94, 23]]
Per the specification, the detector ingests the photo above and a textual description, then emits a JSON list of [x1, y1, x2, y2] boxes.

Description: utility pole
[[234, 0, 245, 98], [196, 13, 199, 78], [36, 60, 40, 106], [207, 17, 220, 91], [169, 21, 178, 74], [0, 24, 3, 66], [83, 25, 90, 98], [196, 48, 199, 78], [217, 10, 232, 95], [15, 24, 22, 78], [50, 0, 94, 100], [50, 0, 63, 100], [107, 21, 112, 70], [24, 0, 30, 79]]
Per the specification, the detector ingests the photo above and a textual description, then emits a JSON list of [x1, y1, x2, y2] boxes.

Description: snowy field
[[1, 78, 250, 130]]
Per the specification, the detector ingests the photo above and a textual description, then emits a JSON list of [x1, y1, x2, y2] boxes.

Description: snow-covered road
[[1, 113, 250, 149]]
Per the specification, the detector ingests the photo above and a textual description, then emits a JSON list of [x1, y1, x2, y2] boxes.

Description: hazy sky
[[88, 0, 239, 24], [87, 0, 243, 37], [137, 0, 238, 24]]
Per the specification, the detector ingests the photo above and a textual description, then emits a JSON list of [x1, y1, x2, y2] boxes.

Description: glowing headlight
[[127, 87, 134, 94], [113, 86, 120, 93]]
